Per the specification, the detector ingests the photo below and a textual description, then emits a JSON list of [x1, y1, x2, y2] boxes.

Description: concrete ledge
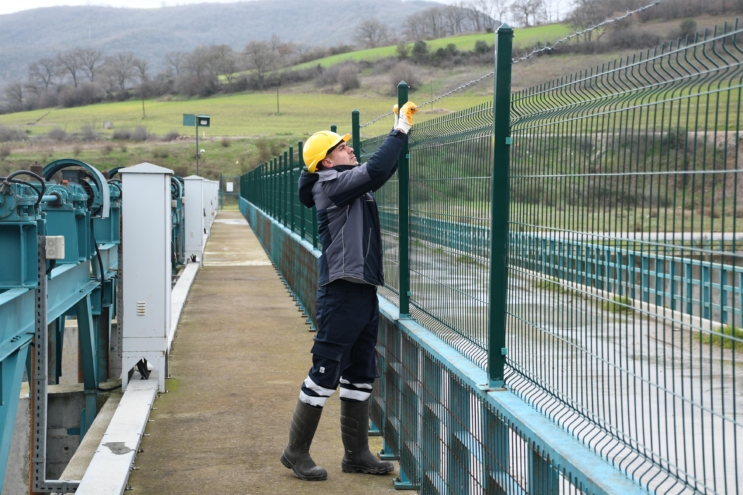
[[75, 374, 158, 495], [169, 261, 199, 350], [53, 393, 122, 494]]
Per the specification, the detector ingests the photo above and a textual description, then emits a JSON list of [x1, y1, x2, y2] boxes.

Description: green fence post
[[397, 81, 411, 318], [289, 146, 295, 233], [330, 123, 337, 133], [298, 141, 306, 241], [352, 110, 361, 163], [284, 150, 289, 226], [488, 24, 513, 389]]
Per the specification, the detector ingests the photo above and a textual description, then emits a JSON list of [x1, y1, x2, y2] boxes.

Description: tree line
[[3, 0, 741, 114]]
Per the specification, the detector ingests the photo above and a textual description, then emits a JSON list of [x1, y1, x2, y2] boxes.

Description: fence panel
[[507, 23, 743, 494]]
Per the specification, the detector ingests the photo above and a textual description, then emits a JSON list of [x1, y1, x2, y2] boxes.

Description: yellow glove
[[393, 101, 418, 134]]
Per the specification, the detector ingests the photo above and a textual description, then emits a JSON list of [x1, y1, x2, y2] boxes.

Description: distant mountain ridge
[[0, 0, 438, 85]]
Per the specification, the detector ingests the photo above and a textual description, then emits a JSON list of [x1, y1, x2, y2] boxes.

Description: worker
[[280, 102, 418, 481]]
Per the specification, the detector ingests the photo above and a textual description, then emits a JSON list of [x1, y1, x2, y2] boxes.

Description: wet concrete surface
[[128, 211, 399, 495]]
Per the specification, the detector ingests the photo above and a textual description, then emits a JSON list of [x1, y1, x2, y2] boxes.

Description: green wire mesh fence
[[240, 19, 743, 494], [506, 22, 742, 495]]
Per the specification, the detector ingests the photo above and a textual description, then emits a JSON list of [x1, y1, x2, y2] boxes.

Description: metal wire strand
[[512, 0, 669, 64], [359, 0, 667, 129]]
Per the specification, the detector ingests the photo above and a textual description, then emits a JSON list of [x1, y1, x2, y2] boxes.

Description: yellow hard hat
[[303, 130, 351, 173]]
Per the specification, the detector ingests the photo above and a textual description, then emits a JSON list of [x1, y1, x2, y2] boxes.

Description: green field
[[0, 92, 491, 140], [293, 24, 573, 70]]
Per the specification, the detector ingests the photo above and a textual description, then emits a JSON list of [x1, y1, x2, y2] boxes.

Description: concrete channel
[[126, 212, 400, 494]]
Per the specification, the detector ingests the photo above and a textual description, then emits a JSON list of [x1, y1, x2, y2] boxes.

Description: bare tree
[[567, 0, 614, 41], [4, 82, 25, 111], [469, 0, 507, 28], [354, 18, 390, 48], [443, 4, 468, 34], [105, 52, 137, 92], [207, 45, 240, 85], [165, 51, 187, 77], [510, 0, 547, 26], [77, 48, 105, 82], [132, 58, 149, 83], [422, 7, 446, 38], [242, 40, 274, 87], [57, 50, 83, 87], [28, 58, 58, 90]]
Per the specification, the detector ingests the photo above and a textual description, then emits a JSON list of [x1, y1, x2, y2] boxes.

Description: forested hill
[[0, 0, 438, 84]]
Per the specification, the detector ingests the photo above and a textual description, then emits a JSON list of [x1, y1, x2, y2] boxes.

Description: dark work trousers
[[299, 279, 379, 407]]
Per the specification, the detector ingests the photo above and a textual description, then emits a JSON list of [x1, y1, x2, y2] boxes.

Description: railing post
[[488, 24, 513, 389], [289, 147, 295, 233], [352, 109, 361, 163], [284, 150, 289, 227], [330, 123, 337, 133], [298, 141, 306, 241], [397, 81, 411, 318]]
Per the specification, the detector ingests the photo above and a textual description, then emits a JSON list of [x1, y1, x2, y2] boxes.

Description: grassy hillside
[[293, 23, 573, 69], [0, 0, 440, 85]]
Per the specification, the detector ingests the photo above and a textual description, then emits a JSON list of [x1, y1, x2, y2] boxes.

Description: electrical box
[[119, 162, 173, 392], [184, 176, 205, 261]]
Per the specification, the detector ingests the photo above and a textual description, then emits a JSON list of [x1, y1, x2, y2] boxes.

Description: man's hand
[[393, 101, 418, 134]]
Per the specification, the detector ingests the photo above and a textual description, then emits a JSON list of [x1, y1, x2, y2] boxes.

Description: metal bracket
[[32, 236, 82, 493], [392, 465, 419, 490]]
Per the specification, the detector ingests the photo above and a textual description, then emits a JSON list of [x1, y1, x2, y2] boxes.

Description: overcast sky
[[0, 0, 573, 21]]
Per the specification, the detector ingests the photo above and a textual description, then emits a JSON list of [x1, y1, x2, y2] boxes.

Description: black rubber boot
[[340, 399, 394, 474], [280, 399, 328, 481]]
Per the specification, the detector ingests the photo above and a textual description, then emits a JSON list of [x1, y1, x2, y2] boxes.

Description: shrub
[[679, 18, 697, 39], [389, 62, 421, 94], [112, 129, 131, 140], [0, 145, 10, 160], [412, 40, 428, 63], [47, 128, 68, 141], [0, 125, 25, 142], [337, 66, 360, 93], [474, 40, 490, 54], [221, 137, 231, 147], [119, 144, 128, 153], [73, 145, 82, 157], [131, 126, 149, 142], [605, 27, 661, 50], [102, 143, 114, 155], [162, 130, 180, 142], [396, 42, 411, 59], [80, 122, 99, 141], [696, 325, 743, 350]]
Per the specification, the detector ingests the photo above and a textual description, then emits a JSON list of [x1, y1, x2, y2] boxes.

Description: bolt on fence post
[[352, 110, 361, 163], [397, 80, 411, 318], [488, 24, 513, 389], [298, 141, 306, 241]]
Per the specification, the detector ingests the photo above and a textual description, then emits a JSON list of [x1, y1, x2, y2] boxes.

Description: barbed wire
[[512, 0, 667, 63], [359, 0, 666, 128]]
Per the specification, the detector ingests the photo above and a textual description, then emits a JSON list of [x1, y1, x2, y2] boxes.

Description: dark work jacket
[[298, 129, 407, 286]]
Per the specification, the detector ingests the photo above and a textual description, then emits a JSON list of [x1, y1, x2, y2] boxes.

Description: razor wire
[[359, 0, 667, 128]]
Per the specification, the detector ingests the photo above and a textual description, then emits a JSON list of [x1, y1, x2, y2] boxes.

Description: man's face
[[322, 142, 358, 167]]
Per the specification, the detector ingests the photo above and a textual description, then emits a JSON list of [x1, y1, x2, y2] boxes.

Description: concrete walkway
[[128, 211, 399, 494]]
